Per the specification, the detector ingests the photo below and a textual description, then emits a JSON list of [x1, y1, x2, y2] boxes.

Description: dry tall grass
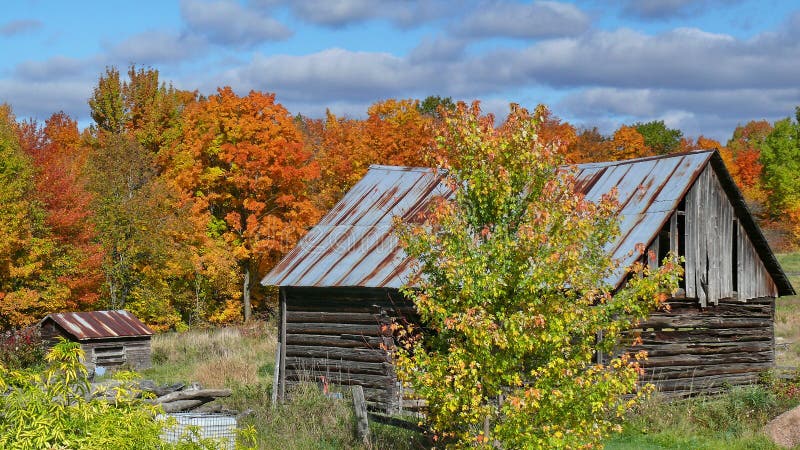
[[144, 321, 276, 388]]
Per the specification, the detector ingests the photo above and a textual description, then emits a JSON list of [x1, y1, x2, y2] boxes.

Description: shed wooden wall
[[631, 297, 774, 396], [40, 321, 152, 371], [280, 287, 413, 412], [81, 337, 152, 371], [683, 165, 777, 305]]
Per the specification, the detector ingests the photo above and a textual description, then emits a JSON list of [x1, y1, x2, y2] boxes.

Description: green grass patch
[[605, 385, 798, 450], [775, 252, 800, 367]]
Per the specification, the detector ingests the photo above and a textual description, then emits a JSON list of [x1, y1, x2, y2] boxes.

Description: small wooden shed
[[39, 310, 154, 371], [263, 150, 795, 410]]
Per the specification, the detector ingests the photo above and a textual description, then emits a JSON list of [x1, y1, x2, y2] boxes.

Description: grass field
[[606, 253, 800, 449], [142, 253, 800, 449], [776, 252, 800, 367]]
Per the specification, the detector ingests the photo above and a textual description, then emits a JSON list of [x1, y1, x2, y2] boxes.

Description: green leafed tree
[[88, 65, 195, 155], [633, 120, 682, 155], [761, 108, 800, 218], [417, 95, 457, 120], [395, 103, 682, 448], [85, 135, 186, 330]]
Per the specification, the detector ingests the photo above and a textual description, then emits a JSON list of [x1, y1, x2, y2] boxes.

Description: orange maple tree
[[173, 87, 320, 320], [610, 125, 651, 160], [306, 98, 435, 210], [566, 124, 652, 163], [726, 121, 772, 203], [533, 105, 576, 158]]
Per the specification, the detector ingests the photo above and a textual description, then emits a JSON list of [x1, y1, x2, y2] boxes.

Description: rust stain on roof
[[262, 152, 717, 290], [41, 310, 154, 340]]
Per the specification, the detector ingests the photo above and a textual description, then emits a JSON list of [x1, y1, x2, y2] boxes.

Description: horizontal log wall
[[629, 297, 774, 396], [281, 287, 413, 412], [281, 289, 776, 406]]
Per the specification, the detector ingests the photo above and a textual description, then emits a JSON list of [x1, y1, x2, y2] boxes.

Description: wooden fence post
[[352, 385, 370, 445]]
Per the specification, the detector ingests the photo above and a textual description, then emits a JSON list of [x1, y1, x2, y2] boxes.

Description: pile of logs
[[91, 380, 232, 413]]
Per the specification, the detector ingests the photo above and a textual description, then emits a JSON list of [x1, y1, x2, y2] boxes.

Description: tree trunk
[[243, 266, 252, 322]]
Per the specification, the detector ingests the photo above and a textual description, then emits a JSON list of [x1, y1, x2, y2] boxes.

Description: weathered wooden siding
[[280, 287, 413, 412], [684, 165, 777, 305], [80, 338, 152, 371], [281, 290, 777, 406], [41, 323, 152, 372], [630, 297, 774, 396]]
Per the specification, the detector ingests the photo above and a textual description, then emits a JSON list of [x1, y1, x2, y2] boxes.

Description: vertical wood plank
[[723, 198, 732, 298], [685, 187, 696, 298], [279, 288, 288, 402], [697, 169, 708, 306], [740, 227, 752, 300], [648, 239, 659, 270], [736, 223, 747, 301], [708, 170, 720, 305], [670, 213, 678, 255]]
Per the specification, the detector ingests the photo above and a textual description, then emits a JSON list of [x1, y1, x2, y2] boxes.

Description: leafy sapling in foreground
[[395, 103, 683, 448]]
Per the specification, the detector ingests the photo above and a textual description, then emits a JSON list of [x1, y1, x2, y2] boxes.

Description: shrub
[[0, 338, 252, 449], [0, 326, 45, 369]]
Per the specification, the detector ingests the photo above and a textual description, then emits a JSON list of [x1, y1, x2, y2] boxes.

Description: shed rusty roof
[[262, 150, 793, 294], [41, 310, 154, 340]]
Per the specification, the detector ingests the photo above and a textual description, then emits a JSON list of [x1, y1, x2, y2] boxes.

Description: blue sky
[[1, 0, 799, 140]]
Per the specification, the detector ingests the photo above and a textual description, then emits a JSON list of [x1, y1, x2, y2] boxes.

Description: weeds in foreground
[[221, 382, 427, 450], [606, 385, 799, 450]]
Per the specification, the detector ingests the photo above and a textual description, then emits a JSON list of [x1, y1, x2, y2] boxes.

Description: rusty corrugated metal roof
[[41, 310, 154, 340], [263, 166, 450, 289], [262, 150, 790, 293]]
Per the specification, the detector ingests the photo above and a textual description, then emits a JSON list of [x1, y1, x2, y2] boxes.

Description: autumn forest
[[1, 66, 799, 332]]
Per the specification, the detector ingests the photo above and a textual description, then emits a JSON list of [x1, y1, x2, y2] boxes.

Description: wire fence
[[159, 412, 237, 449]]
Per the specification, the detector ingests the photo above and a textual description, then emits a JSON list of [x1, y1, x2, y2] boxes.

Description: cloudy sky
[[1, 0, 799, 140]]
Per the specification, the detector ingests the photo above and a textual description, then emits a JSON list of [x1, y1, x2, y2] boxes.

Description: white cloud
[[408, 36, 467, 63], [181, 0, 292, 46], [558, 87, 800, 140], [0, 78, 92, 120], [277, 0, 453, 28], [455, 1, 590, 39], [108, 30, 208, 64], [14, 56, 88, 81], [473, 26, 800, 90], [220, 48, 434, 102]]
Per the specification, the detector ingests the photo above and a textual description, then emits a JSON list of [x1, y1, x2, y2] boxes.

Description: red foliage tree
[[17, 113, 103, 310]]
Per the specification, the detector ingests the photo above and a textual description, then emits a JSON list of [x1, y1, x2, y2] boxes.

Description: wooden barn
[[262, 150, 795, 411], [39, 310, 154, 372]]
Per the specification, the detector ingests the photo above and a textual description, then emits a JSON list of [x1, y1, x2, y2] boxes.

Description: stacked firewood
[[91, 380, 233, 413]]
